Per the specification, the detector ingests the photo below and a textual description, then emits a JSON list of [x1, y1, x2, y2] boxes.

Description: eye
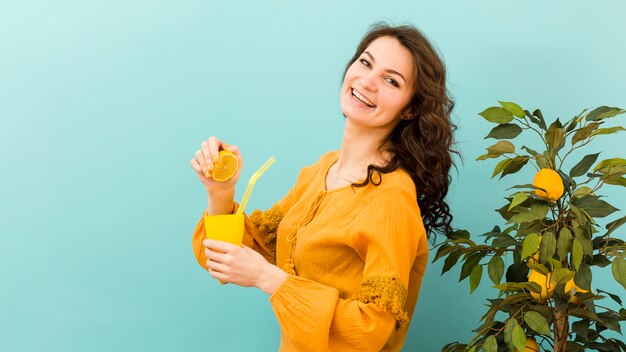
[[386, 77, 400, 87], [359, 58, 371, 67]]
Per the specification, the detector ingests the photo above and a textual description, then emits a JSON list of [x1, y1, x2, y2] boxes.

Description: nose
[[359, 72, 377, 92]]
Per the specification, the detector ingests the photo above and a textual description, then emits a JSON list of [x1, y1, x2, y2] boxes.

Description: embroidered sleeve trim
[[354, 276, 409, 328], [249, 205, 283, 253]]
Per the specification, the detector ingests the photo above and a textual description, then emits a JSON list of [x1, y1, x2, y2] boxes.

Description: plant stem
[[553, 310, 569, 352]]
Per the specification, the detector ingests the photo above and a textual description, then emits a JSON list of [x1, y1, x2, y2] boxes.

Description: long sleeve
[[192, 175, 302, 270], [269, 186, 424, 351]]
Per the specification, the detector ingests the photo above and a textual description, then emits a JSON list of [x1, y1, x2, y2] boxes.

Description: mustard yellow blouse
[[192, 150, 429, 351]]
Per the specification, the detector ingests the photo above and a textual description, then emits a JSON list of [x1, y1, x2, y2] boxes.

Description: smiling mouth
[[351, 88, 376, 108]]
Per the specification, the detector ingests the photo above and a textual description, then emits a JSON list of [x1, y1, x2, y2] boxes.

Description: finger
[[208, 136, 222, 164], [206, 258, 229, 273], [190, 158, 202, 173], [203, 239, 239, 253], [209, 269, 229, 282], [192, 153, 208, 178], [194, 151, 211, 178], [191, 158, 208, 179], [201, 141, 213, 173], [204, 247, 229, 263]]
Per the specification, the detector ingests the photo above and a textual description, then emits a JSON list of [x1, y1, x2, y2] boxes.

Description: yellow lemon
[[525, 338, 540, 352], [211, 150, 239, 182], [533, 169, 564, 201], [528, 269, 555, 303], [565, 278, 589, 305]]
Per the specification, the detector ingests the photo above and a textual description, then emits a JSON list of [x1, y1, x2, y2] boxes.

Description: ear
[[401, 110, 414, 120]]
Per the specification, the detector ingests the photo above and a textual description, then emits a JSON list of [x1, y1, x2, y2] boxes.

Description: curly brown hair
[[345, 22, 459, 244]]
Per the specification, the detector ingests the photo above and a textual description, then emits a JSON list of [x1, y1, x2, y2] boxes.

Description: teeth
[[352, 89, 375, 107]]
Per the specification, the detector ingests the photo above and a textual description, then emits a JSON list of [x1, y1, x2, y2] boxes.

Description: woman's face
[[340, 36, 415, 129]]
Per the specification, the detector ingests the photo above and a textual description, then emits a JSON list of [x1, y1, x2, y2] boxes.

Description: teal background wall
[[1, 0, 625, 350]]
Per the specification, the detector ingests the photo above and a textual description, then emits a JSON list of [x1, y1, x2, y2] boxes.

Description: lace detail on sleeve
[[249, 205, 283, 254], [354, 276, 409, 328]]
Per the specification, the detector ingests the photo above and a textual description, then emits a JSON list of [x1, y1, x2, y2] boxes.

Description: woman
[[190, 23, 456, 351]]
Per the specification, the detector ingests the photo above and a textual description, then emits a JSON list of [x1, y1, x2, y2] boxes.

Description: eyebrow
[[363, 51, 407, 84]]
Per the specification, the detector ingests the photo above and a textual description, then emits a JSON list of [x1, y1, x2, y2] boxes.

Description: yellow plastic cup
[[203, 213, 245, 246], [204, 214, 244, 285]]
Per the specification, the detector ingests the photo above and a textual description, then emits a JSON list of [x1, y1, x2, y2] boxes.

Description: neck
[[334, 120, 393, 174]]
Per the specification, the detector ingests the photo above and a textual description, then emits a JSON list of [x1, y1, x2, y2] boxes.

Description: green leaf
[[524, 311, 551, 335], [585, 106, 626, 121], [482, 335, 497, 352], [487, 140, 516, 154], [565, 117, 578, 133], [571, 186, 594, 199], [488, 255, 505, 285], [539, 231, 556, 263], [527, 262, 550, 275], [509, 192, 529, 210], [606, 215, 626, 237], [522, 233, 540, 260], [570, 204, 592, 225], [590, 126, 626, 137], [596, 288, 622, 305], [572, 238, 583, 271], [598, 311, 622, 333], [492, 158, 513, 178], [574, 265, 592, 291], [532, 109, 548, 130], [569, 153, 600, 178], [545, 119, 565, 153], [476, 153, 500, 161], [573, 230, 593, 256], [536, 154, 551, 169], [557, 228, 573, 261], [572, 320, 589, 340], [570, 306, 601, 321], [605, 176, 626, 187], [507, 202, 549, 224], [591, 254, 611, 267], [441, 249, 463, 275], [501, 157, 530, 178], [448, 229, 470, 240], [552, 267, 574, 286], [612, 256, 626, 290], [594, 158, 626, 172], [480, 106, 514, 124], [522, 146, 540, 157], [494, 282, 539, 293], [460, 252, 483, 281], [512, 325, 526, 352], [572, 122, 601, 145], [499, 101, 525, 118], [485, 123, 523, 139], [572, 195, 619, 218], [432, 243, 454, 263], [469, 264, 483, 293]]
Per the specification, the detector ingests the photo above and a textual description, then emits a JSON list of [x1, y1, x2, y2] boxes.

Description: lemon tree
[[436, 103, 626, 352]]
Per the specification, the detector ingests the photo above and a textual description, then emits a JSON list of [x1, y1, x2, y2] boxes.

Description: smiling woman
[[190, 22, 457, 351]]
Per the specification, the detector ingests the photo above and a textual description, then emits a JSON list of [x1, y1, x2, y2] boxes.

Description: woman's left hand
[[203, 239, 288, 294]]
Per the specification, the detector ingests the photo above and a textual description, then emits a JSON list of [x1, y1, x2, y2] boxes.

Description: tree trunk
[[553, 310, 569, 352]]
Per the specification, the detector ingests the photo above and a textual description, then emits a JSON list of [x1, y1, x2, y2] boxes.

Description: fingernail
[[213, 155, 219, 163]]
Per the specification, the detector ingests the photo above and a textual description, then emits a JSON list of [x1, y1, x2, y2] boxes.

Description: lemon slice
[[211, 150, 239, 182]]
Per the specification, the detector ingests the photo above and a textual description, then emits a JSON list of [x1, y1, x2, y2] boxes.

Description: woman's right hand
[[190, 136, 244, 193]]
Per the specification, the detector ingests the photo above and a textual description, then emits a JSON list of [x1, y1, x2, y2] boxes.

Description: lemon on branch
[[533, 169, 564, 201]]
